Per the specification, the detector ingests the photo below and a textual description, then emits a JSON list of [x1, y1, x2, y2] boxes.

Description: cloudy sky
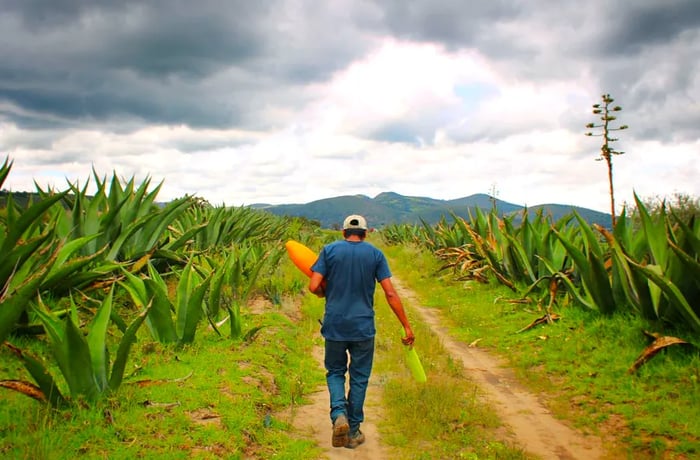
[[1, 0, 698, 213]]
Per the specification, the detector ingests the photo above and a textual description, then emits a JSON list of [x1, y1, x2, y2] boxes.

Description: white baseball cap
[[343, 214, 368, 230]]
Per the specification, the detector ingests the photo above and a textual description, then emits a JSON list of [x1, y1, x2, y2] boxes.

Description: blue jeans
[[324, 338, 375, 433]]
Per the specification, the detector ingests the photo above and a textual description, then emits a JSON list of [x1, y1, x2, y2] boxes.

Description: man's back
[[312, 240, 391, 341]]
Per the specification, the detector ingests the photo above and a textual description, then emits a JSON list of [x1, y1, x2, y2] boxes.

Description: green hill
[[253, 192, 612, 228]]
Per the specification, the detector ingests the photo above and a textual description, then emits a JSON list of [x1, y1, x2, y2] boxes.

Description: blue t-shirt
[[311, 240, 392, 341]]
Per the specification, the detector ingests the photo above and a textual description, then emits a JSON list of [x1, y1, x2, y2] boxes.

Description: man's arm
[[379, 277, 415, 345], [309, 271, 325, 298]]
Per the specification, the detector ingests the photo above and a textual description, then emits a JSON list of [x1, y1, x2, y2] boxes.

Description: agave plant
[[551, 212, 618, 314], [204, 243, 278, 339], [0, 244, 59, 343], [40, 170, 196, 265], [120, 258, 211, 346], [0, 287, 149, 407], [596, 194, 700, 334], [0, 168, 69, 341], [171, 205, 286, 252]]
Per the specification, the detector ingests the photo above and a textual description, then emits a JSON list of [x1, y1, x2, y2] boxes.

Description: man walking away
[[309, 214, 415, 449]]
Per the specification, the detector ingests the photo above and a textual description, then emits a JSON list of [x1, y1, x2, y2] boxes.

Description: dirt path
[[393, 277, 606, 460], [285, 346, 390, 459], [286, 276, 607, 459]]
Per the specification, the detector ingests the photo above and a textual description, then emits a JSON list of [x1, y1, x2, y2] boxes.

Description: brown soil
[[283, 276, 608, 459]]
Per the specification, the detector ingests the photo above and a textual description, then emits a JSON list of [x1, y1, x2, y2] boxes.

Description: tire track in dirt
[[392, 277, 607, 460]]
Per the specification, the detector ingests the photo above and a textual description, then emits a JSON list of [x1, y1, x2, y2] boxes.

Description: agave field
[[0, 157, 327, 410], [1, 153, 699, 457], [382, 201, 700, 367]]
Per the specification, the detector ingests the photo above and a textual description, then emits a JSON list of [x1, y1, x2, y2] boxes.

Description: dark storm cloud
[[596, 0, 700, 55], [0, 0, 375, 129], [377, 0, 522, 48]]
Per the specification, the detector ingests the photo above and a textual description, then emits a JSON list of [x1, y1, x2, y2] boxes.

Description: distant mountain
[[253, 192, 612, 229], [1, 189, 611, 229]]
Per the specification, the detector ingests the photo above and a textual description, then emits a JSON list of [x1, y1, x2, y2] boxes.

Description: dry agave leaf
[[0, 379, 46, 402], [516, 313, 561, 333], [628, 333, 693, 374]]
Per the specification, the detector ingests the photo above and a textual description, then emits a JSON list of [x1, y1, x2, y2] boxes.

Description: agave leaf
[[553, 225, 616, 313], [0, 190, 67, 256], [118, 268, 148, 307], [238, 248, 270, 303], [628, 334, 692, 373], [227, 302, 242, 339], [628, 258, 700, 334], [0, 246, 58, 343], [31, 298, 65, 347], [242, 325, 266, 343], [670, 241, 700, 287], [161, 223, 207, 253], [130, 249, 155, 274], [634, 192, 670, 266], [503, 233, 537, 284], [670, 209, 700, 256], [51, 235, 102, 268], [63, 315, 100, 401], [176, 261, 197, 327], [0, 157, 12, 189], [152, 248, 188, 266], [32, 302, 90, 401], [0, 379, 48, 403], [41, 245, 110, 293], [87, 287, 114, 393], [537, 256, 597, 310], [645, 264, 664, 317], [0, 232, 54, 291], [587, 249, 617, 315], [573, 212, 605, 258], [83, 191, 104, 241], [109, 305, 149, 391], [207, 267, 225, 319], [143, 278, 178, 343], [596, 224, 656, 318], [140, 196, 193, 251], [178, 270, 211, 345], [105, 213, 157, 261], [3, 342, 67, 408]]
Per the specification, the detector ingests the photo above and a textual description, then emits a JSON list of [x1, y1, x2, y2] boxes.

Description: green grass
[[381, 239, 700, 459]]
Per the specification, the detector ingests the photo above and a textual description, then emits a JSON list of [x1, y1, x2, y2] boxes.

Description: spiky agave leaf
[[2, 342, 67, 408]]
